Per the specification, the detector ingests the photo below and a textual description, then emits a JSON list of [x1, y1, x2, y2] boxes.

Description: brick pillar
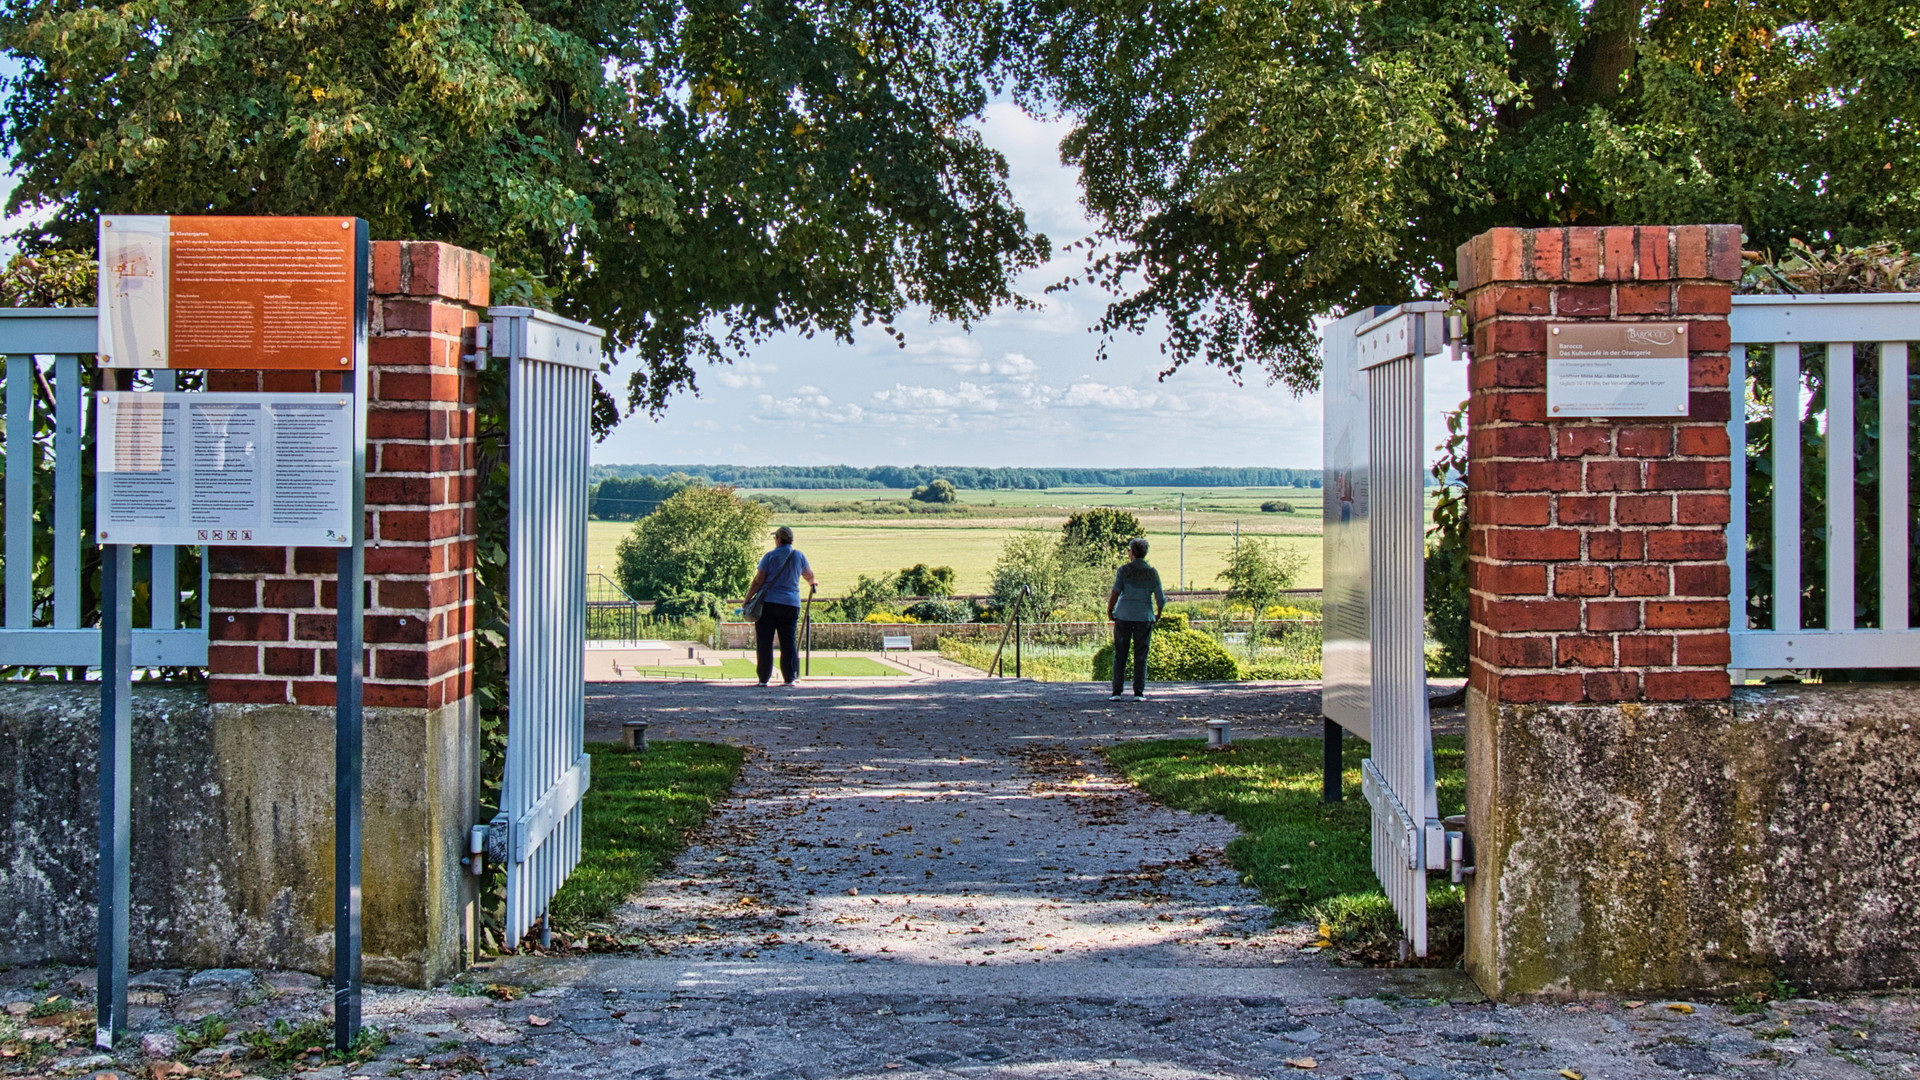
[[201, 240, 487, 986], [1456, 224, 1756, 999], [1459, 224, 1741, 705]]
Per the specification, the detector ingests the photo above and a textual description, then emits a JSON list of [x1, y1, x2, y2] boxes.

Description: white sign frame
[[95, 390, 355, 547]]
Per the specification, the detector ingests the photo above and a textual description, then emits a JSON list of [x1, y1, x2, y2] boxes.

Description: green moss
[[548, 741, 745, 925]]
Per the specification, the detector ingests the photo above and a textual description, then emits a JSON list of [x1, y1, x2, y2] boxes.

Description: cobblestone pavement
[[3, 680, 1916, 1079]]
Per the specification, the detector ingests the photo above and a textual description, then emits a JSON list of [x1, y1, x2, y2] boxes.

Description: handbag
[[743, 547, 795, 621]]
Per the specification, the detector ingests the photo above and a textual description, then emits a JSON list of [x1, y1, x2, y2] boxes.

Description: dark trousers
[[1112, 620, 1152, 696], [756, 602, 801, 685]]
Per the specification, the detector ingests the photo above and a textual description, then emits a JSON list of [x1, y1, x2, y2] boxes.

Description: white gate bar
[[0, 628, 207, 666], [53, 354, 79, 628], [1827, 344, 1854, 631], [1731, 293, 1920, 342], [1727, 346, 1748, 635], [1732, 629, 1920, 669], [1772, 344, 1801, 632], [1883, 343, 1910, 630], [6, 354, 32, 628]]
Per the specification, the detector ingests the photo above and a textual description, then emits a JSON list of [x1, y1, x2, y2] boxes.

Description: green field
[[588, 485, 1331, 597]]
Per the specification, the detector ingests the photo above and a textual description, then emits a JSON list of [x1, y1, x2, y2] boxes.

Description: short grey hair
[[773, 525, 794, 544], [1128, 537, 1149, 558]]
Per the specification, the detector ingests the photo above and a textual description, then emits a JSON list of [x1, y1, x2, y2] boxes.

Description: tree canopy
[[1061, 506, 1144, 560], [0, 0, 1049, 425], [1022, 0, 1920, 392], [614, 485, 770, 599]]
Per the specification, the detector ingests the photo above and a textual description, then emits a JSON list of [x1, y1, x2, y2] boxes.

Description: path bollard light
[[1205, 720, 1232, 750], [623, 721, 650, 752]]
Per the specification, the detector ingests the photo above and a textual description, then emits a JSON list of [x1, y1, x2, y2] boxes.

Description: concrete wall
[[0, 683, 477, 986], [1465, 683, 1920, 998]]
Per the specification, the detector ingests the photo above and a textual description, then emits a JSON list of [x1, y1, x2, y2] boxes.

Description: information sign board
[[1546, 322, 1690, 418], [98, 215, 358, 369], [95, 391, 354, 546]]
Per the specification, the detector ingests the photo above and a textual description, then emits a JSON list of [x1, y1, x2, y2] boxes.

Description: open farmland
[[587, 485, 1338, 597]]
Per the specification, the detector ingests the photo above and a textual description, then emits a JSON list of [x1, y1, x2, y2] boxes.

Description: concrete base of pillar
[[1465, 683, 1920, 999], [0, 685, 478, 987]]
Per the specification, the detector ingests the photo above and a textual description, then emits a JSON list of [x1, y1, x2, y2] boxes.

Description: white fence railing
[[0, 309, 208, 669], [1728, 294, 1920, 670]]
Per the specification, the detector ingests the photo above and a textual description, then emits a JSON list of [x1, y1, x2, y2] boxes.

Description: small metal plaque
[[1547, 322, 1689, 418]]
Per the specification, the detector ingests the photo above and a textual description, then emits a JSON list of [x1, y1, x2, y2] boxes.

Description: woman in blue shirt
[[745, 526, 817, 686], [1106, 537, 1167, 698]]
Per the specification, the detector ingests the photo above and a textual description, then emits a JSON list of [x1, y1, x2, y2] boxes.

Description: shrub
[[909, 478, 959, 503], [1156, 611, 1191, 631], [903, 598, 973, 623], [1092, 626, 1239, 681], [652, 592, 721, 621], [894, 564, 957, 596], [1260, 500, 1294, 513], [838, 572, 902, 621], [1262, 604, 1312, 621], [863, 611, 919, 623]]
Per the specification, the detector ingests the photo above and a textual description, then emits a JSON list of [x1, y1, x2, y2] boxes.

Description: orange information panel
[[98, 215, 365, 369]]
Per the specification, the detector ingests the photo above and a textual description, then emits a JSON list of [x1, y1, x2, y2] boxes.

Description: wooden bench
[[881, 635, 913, 652]]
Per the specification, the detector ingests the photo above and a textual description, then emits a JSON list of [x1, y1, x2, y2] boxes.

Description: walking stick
[[803, 582, 815, 677]]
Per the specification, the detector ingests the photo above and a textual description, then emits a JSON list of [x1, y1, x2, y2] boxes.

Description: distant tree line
[[588, 464, 1323, 490]]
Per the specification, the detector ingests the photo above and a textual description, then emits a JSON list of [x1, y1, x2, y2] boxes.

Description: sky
[[590, 103, 1470, 471]]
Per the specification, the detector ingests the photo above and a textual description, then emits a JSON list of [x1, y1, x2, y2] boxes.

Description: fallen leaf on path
[[1284, 1058, 1317, 1069], [1559, 1071, 1584, 1080], [1666, 1003, 1694, 1014], [527, 1015, 551, 1027]]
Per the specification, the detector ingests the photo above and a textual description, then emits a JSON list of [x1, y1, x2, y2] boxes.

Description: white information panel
[[1547, 321, 1690, 418], [96, 391, 354, 546]]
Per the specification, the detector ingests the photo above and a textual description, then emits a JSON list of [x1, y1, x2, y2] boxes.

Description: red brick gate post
[[201, 240, 487, 985], [1455, 225, 1747, 997]]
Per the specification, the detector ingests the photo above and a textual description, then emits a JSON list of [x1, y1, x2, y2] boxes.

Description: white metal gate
[[1322, 302, 1451, 956], [487, 305, 604, 946]]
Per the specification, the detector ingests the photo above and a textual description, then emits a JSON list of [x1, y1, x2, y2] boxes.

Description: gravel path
[[582, 680, 1335, 967]]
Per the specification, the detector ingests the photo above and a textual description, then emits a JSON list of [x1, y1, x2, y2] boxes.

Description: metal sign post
[[95, 538, 132, 1049], [334, 221, 370, 1051], [92, 215, 369, 1050]]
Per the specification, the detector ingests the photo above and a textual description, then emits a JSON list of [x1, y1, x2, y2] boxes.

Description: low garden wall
[[0, 682, 474, 986]]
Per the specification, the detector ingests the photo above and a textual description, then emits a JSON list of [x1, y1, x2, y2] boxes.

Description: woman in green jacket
[[1106, 537, 1167, 698]]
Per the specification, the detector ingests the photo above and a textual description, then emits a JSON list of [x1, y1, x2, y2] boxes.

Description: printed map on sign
[[99, 215, 359, 369], [96, 391, 355, 546]]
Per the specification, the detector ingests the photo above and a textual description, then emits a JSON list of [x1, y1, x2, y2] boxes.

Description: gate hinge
[[464, 323, 491, 370], [484, 812, 511, 865], [1446, 817, 1476, 883]]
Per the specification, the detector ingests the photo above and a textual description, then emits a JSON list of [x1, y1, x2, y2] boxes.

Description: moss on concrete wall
[[0, 685, 477, 985], [1466, 684, 1920, 999]]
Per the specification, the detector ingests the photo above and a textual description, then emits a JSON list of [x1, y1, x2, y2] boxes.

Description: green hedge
[[1092, 625, 1240, 681]]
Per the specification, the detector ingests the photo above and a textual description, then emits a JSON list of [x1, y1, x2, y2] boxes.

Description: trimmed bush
[[1092, 625, 1239, 681], [1260, 500, 1294, 513], [903, 598, 974, 623], [652, 592, 722, 621]]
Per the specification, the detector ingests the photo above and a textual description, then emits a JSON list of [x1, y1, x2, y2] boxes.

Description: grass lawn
[[547, 741, 746, 926], [622, 656, 903, 680], [1102, 735, 1466, 965]]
